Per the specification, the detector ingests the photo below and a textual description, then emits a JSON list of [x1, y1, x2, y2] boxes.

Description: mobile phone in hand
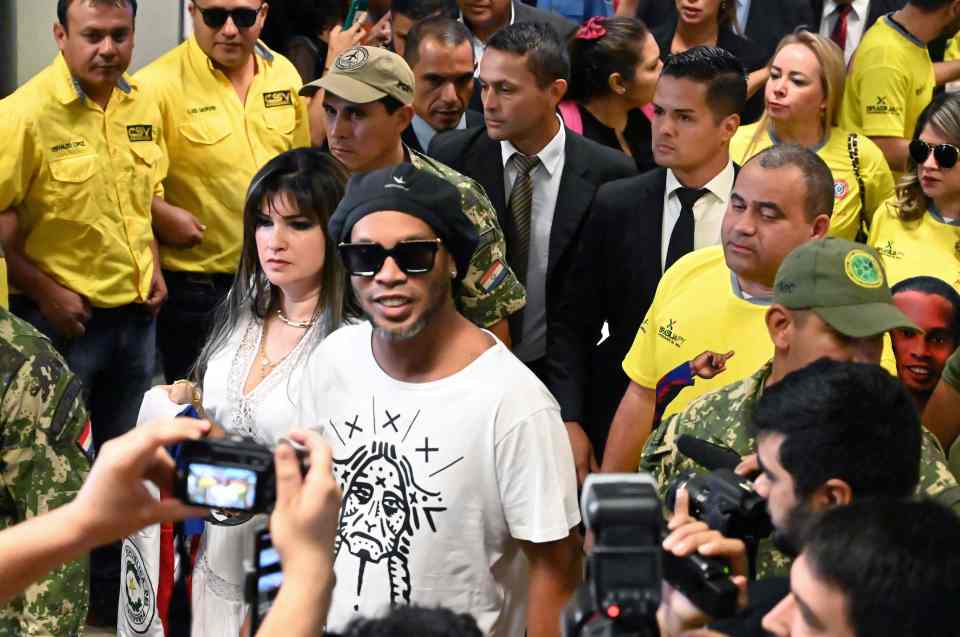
[[343, 0, 369, 29]]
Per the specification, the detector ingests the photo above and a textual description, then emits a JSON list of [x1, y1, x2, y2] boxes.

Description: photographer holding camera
[[642, 238, 960, 577], [655, 358, 946, 636]]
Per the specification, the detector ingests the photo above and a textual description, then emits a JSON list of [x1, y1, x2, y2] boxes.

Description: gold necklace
[[276, 308, 315, 328], [258, 333, 282, 380]]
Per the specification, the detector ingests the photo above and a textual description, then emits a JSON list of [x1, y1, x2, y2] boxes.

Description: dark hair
[[486, 22, 570, 88], [392, 0, 456, 20], [660, 46, 746, 121], [746, 144, 835, 221], [909, 0, 956, 10], [191, 149, 350, 385], [567, 17, 650, 102], [57, 0, 138, 31], [404, 16, 473, 68], [751, 359, 921, 500], [342, 605, 483, 637], [802, 499, 960, 637], [892, 275, 960, 342], [379, 95, 407, 114]]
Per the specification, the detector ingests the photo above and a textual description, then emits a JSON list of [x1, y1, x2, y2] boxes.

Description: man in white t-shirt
[[314, 163, 581, 637]]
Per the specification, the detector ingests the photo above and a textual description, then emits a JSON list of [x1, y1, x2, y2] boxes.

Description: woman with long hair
[[730, 31, 894, 240], [653, 0, 767, 123], [869, 93, 960, 289], [168, 148, 351, 636], [563, 16, 662, 172]]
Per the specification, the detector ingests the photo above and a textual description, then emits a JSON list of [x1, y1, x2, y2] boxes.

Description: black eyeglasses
[[193, 2, 262, 29], [909, 139, 960, 169], [338, 239, 442, 277]]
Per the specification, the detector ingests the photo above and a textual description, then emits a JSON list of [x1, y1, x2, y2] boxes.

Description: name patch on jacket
[[263, 90, 293, 108], [127, 124, 154, 143]]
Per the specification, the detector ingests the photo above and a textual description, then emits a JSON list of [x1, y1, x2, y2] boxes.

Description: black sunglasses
[[338, 239, 442, 277], [909, 139, 960, 169], [194, 2, 262, 29]]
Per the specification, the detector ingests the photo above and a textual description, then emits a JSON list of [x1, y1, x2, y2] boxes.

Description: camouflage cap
[[773, 238, 918, 338], [299, 46, 414, 105]]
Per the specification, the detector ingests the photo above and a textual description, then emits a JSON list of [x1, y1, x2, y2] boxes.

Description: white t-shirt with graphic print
[[309, 322, 580, 636]]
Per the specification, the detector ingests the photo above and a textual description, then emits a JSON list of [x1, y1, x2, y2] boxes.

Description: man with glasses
[[136, 0, 310, 384], [316, 163, 580, 637]]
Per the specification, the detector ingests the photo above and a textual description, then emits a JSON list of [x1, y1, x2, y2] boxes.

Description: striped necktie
[[508, 153, 541, 283]]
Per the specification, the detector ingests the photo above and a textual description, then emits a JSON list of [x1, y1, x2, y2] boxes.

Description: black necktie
[[507, 153, 541, 283], [665, 187, 709, 271]]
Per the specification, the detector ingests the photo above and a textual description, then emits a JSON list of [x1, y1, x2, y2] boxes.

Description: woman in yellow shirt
[[730, 31, 894, 241], [869, 94, 960, 291]]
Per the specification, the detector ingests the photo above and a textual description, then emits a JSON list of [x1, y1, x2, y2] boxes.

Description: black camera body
[[564, 474, 740, 637], [174, 436, 306, 514], [665, 469, 773, 544]]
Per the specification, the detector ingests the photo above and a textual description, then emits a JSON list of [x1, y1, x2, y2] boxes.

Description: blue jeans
[[9, 296, 156, 621]]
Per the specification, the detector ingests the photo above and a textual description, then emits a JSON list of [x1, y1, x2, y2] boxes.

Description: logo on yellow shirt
[[126, 125, 154, 143], [834, 180, 849, 200], [844, 250, 884, 288], [658, 319, 687, 348], [263, 90, 293, 109], [866, 96, 900, 115], [50, 139, 87, 155], [875, 240, 904, 260]]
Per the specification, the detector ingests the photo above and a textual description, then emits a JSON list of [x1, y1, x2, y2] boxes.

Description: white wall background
[[14, 0, 182, 86]]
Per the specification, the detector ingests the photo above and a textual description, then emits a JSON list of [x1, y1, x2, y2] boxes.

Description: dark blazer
[[548, 164, 738, 454], [466, 2, 578, 113], [742, 0, 814, 61], [808, 0, 903, 36], [428, 124, 637, 357], [401, 110, 484, 155]]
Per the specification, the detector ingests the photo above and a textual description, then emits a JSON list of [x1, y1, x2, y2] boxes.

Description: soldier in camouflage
[[642, 239, 960, 577], [0, 306, 90, 635], [300, 45, 526, 336]]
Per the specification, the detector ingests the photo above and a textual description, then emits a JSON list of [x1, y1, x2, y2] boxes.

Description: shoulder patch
[[50, 375, 84, 444], [479, 260, 509, 293]]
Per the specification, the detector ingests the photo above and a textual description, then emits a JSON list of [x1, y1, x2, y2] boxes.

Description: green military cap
[[774, 237, 918, 338], [300, 45, 414, 105]]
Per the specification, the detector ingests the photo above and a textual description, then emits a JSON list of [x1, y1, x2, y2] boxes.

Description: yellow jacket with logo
[[135, 36, 310, 274], [0, 54, 162, 308]]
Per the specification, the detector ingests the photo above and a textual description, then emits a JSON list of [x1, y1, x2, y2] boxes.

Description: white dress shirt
[[501, 120, 566, 362], [736, 0, 753, 33], [661, 160, 736, 272], [819, 0, 871, 65]]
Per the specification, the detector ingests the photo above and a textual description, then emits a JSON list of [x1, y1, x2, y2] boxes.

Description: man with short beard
[[313, 163, 580, 637], [655, 359, 945, 636]]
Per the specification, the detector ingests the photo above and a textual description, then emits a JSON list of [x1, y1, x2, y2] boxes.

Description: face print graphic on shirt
[[332, 439, 449, 607]]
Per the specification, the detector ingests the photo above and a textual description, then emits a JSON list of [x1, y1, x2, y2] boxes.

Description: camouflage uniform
[[0, 308, 90, 635], [641, 361, 960, 577], [410, 148, 527, 327]]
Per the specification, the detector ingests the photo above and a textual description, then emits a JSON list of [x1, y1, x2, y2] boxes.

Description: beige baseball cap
[[299, 46, 414, 106]]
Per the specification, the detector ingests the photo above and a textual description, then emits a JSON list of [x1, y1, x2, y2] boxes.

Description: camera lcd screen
[[598, 554, 656, 588], [186, 463, 258, 510], [256, 531, 282, 618]]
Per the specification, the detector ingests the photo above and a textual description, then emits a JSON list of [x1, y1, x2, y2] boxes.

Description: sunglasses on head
[[338, 239, 442, 277], [194, 2, 262, 29], [909, 139, 960, 169]]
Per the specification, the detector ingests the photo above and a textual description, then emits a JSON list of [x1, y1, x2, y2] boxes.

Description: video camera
[[174, 436, 308, 514], [563, 474, 739, 637], [665, 469, 772, 544]]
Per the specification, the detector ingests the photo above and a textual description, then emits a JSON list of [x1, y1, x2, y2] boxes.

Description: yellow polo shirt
[[840, 16, 934, 152], [136, 36, 310, 273], [622, 246, 774, 420], [731, 124, 895, 240], [0, 54, 162, 308]]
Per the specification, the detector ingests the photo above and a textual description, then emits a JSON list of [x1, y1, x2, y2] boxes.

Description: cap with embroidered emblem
[[773, 237, 917, 338], [300, 46, 414, 105]]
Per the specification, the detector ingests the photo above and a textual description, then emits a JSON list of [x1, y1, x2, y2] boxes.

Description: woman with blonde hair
[[869, 93, 960, 289], [730, 30, 894, 240]]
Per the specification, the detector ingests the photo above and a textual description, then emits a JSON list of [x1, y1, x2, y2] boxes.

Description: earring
[[450, 270, 457, 278]]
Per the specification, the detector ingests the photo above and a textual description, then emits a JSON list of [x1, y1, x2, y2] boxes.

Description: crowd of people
[[1, 0, 960, 635]]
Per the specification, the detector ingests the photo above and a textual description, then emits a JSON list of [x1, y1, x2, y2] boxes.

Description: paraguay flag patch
[[76, 419, 94, 462], [480, 259, 508, 293]]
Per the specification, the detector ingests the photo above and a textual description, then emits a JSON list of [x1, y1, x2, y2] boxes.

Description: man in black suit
[[458, 0, 577, 111], [810, 0, 906, 63], [430, 22, 636, 479], [401, 16, 485, 155], [546, 47, 746, 473]]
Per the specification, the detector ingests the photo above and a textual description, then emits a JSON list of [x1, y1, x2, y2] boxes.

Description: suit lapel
[[648, 168, 669, 270], [547, 134, 595, 279], [401, 125, 424, 155], [465, 132, 508, 227]]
